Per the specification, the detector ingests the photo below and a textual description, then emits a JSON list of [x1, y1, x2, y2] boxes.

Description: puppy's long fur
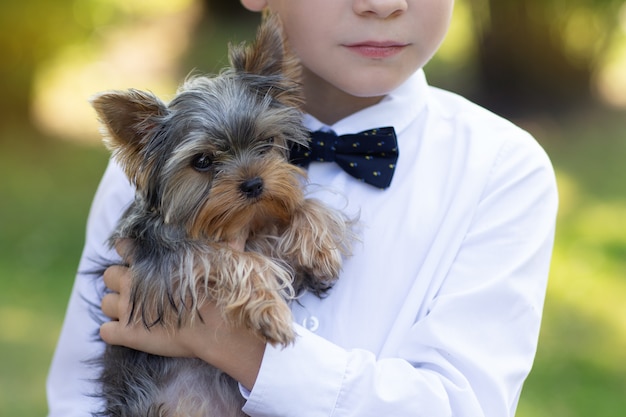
[[90, 15, 352, 417]]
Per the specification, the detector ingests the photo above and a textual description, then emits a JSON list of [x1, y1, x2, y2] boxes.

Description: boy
[[47, 0, 558, 416]]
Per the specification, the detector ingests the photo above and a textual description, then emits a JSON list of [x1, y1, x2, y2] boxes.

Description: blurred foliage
[[0, 1, 625, 416], [0, 128, 110, 415], [0, 0, 194, 125], [1, 1, 85, 122], [517, 110, 626, 416], [2, 0, 626, 129], [466, 0, 626, 114]]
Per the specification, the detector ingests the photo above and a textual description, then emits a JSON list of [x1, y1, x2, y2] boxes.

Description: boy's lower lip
[[344, 43, 408, 59]]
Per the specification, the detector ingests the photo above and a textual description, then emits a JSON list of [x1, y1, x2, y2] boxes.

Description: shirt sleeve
[[46, 160, 133, 417], [243, 133, 558, 417]]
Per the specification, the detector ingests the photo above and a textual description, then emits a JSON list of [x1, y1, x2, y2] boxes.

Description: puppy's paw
[[247, 296, 296, 346], [281, 198, 353, 283], [300, 239, 344, 283], [217, 250, 296, 346]]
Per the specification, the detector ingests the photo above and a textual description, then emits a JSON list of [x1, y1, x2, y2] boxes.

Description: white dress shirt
[[47, 69, 558, 417]]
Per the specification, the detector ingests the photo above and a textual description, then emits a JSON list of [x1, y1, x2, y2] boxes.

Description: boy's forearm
[[191, 315, 266, 391]]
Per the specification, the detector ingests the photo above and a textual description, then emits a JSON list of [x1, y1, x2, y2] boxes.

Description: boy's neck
[[301, 68, 383, 126]]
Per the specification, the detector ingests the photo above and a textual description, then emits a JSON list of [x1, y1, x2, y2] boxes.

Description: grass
[[0, 128, 109, 415], [516, 110, 626, 417], [0, 108, 625, 416]]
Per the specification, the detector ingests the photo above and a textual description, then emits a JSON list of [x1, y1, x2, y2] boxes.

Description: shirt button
[[302, 316, 319, 332]]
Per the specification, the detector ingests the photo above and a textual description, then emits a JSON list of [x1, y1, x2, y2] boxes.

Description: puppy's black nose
[[240, 177, 264, 198]]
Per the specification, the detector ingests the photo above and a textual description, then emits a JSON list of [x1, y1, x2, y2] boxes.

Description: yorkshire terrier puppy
[[90, 15, 352, 417]]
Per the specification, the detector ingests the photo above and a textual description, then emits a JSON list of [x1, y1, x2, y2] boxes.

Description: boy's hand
[[100, 264, 201, 358], [99, 240, 265, 390]]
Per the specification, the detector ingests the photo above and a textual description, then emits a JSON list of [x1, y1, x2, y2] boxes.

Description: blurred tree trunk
[[0, 61, 33, 127], [473, 1, 593, 116], [463, 0, 626, 117], [204, 0, 254, 19]]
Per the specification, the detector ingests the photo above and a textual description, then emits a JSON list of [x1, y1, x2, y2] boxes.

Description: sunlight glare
[[30, 0, 201, 143]]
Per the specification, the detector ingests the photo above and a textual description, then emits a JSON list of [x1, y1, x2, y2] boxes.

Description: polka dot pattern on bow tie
[[289, 127, 399, 189]]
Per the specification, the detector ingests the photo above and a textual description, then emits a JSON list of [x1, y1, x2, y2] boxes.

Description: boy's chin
[[339, 77, 409, 99]]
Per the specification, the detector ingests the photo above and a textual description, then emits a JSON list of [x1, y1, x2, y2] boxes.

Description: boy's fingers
[[103, 265, 126, 293], [114, 238, 134, 263], [100, 321, 124, 346], [101, 292, 120, 320]]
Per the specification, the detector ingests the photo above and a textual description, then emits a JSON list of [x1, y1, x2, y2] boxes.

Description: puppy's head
[[92, 14, 308, 240]]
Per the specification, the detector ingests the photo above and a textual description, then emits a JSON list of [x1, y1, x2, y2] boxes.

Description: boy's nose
[[353, 0, 408, 19]]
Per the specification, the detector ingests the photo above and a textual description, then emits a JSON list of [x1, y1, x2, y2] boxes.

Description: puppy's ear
[[229, 13, 302, 108], [91, 89, 166, 150], [91, 89, 167, 184]]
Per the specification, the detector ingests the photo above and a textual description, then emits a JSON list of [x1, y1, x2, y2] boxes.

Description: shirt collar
[[302, 69, 429, 136]]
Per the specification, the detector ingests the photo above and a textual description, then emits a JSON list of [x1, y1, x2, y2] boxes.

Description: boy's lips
[[343, 41, 409, 59]]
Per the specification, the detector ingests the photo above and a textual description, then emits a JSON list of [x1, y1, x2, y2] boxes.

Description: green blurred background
[[1, 0, 625, 415]]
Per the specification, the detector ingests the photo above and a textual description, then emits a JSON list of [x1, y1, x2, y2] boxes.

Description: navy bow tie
[[290, 127, 399, 189]]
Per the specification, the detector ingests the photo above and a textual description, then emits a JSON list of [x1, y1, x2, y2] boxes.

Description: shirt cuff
[[242, 324, 347, 416]]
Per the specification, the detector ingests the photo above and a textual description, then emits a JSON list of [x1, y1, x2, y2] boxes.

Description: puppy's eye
[[191, 153, 213, 172], [259, 136, 275, 154]]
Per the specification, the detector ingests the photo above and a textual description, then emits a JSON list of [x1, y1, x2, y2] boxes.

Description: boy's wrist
[[192, 317, 266, 391]]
